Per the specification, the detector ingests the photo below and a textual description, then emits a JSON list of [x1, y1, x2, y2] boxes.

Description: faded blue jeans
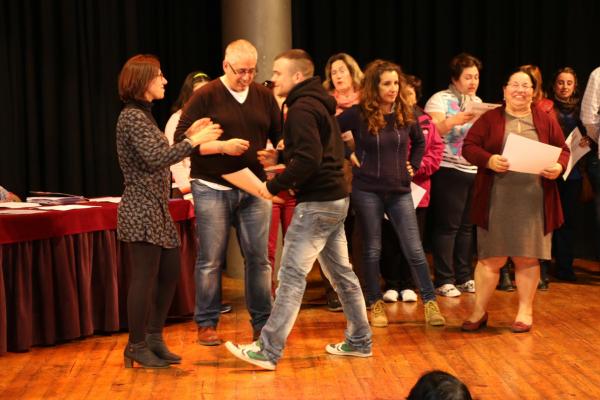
[[260, 198, 372, 364], [191, 180, 272, 331], [351, 188, 437, 304]]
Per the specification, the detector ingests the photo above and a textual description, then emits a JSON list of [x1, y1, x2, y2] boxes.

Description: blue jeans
[[260, 198, 372, 364], [351, 188, 436, 304], [191, 180, 272, 330]]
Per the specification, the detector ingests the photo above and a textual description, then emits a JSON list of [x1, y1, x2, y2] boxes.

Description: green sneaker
[[325, 342, 372, 358], [225, 341, 275, 370]]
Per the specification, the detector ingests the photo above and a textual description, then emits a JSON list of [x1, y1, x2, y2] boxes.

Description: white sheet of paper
[[410, 182, 426, 209], [0, 202, 41, 208], [463, 102, 502, 117], [89, 196, 122, 203], [563, 127, 590, 180], [501, 133, 562, 174], [38, 205, 101, 211], [222, 168, 283, 203]]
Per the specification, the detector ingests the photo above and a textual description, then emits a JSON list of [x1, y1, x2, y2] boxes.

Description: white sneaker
[[225, 341, 275, 371], [383, 289, 399, 302], [456, 280, 475, 293], [325, 342, 372, 357], [435, 283, 461, 297], [400, 289, 418, 302]]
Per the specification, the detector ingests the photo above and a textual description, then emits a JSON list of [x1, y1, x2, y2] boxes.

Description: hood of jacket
[[284, 76, 337, 115]]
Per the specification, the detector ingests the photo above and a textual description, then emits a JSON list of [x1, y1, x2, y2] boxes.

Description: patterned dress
[[116, 100, 194, 248]]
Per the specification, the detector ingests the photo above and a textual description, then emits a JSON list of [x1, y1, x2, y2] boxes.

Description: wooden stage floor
[[1, 266, 600, 399]]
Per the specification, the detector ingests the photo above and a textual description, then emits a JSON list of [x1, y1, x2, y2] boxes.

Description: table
[[0, 199, 197, 354]]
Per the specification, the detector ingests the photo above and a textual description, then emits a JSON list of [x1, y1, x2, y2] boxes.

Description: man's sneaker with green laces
[[225, 341, 275, 370], [325, 342, 372, 358]]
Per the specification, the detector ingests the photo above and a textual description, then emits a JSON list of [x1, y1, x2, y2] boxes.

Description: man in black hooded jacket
[[225, 49, 372, 371]]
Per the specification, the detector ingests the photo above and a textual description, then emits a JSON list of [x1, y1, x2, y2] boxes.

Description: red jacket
[[462, 105, 570, 234]]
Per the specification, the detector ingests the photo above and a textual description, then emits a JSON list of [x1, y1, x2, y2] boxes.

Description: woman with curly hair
[[338, 60, 445, 328]]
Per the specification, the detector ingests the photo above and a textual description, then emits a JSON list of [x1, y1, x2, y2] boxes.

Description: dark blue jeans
[[191, 180, 273, 330], [351, 188, 436, 304]]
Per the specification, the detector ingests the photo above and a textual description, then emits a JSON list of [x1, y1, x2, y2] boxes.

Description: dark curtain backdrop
[[293, 0, 600, 105], [1, 0, 599, 198], [0, 0, 223, 198]]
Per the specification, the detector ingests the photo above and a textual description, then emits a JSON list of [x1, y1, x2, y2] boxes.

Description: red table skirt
[[0, 200, 197, 354]]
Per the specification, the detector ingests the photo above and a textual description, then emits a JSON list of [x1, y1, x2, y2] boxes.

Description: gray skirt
[[477, 171, 551, 260]]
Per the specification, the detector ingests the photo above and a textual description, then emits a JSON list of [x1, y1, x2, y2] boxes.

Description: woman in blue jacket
[[338, 60, 445, 328]]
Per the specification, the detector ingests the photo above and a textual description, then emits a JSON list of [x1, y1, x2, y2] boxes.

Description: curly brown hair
[[360, 60, 414, 135]]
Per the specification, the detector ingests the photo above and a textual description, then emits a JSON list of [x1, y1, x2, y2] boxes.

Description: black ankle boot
[[124, 341, 170, 368], [146, 333, 182, 364], [497, 267, 514, 291]]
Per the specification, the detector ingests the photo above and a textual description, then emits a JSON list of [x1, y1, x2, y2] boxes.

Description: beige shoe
[[424, 300, 446, 326], [370, 299, 388, 327]]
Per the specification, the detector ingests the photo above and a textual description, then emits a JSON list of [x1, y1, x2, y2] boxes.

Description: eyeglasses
[[507, 82, 533, 90], [228, 63, 257, 76]]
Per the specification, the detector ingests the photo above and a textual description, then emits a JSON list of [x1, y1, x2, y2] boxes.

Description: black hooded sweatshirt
[[266, 76, 347, 203]]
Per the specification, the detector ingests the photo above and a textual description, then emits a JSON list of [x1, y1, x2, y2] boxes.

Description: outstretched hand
[[257, 181, 284, 204], [186, 118, 222, 146], [257, 148, 278, 167], [221, 138, 250, 156]]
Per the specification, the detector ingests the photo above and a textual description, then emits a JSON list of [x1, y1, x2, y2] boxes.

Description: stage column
[[221, 0, 291, 278]]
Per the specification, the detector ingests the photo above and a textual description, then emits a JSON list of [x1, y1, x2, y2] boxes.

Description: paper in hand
[[563, 127, 590, 180], [222, 168, 284, 203], [501, 133, 562, 174]]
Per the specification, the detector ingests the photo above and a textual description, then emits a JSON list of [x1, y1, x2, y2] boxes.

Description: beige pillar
[[221, 0, 291, 279], [221, 0, 292, 83]]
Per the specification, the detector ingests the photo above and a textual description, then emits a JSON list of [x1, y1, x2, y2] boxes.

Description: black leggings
[[127, 242, 181, 343]]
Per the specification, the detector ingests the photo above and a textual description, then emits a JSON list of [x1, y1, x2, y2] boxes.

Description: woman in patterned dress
[[116, 54, 221, 368]]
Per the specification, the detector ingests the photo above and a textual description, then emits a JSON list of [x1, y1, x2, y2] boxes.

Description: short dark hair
[[118, 54, 160, 102], [449, 53, 482, 82], [407, 370, 472, 400], [171, 71, 210, 113], [274, 49, 314, 78], [404, 74, 423, 101]]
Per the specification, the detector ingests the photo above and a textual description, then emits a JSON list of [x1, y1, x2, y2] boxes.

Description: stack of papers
[[26, 196, 87, 205]]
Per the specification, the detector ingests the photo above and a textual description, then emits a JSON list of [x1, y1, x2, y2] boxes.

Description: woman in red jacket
[[461, 68, 569, 333]]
